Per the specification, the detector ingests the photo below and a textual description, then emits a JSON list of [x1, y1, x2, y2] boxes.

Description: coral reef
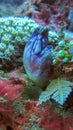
[[39, 105, 73, 130], [0, 80, 24, 129], [52, 39, 73, 64], [0, 17, 39, 69], [0, 0, 73, 130], [0, 16, 73, 70]]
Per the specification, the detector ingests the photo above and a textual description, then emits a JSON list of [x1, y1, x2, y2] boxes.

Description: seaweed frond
[[37, 78, 73, 105]]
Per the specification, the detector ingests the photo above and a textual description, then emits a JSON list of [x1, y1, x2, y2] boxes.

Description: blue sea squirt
[[23, 27, 53, 88]]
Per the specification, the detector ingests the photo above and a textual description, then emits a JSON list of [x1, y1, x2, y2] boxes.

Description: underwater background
[[0, 0, 73, 130]]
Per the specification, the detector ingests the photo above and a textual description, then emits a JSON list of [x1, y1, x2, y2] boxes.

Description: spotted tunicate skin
[[23, 27, 53, 88]]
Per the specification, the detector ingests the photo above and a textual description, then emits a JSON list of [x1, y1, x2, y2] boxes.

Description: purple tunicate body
[[23, 27, 53, 88]]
